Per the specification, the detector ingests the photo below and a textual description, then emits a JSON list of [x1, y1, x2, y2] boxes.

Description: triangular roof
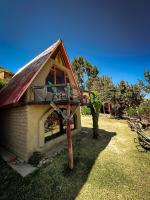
[[0, 39, 79, 108]]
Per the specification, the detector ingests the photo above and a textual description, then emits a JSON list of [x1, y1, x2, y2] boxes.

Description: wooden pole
[[66, 103, 74, 169]]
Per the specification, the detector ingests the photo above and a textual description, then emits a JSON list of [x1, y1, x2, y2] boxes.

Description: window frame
[[44, 110, 77, 143], [46, 65, 68, 85]]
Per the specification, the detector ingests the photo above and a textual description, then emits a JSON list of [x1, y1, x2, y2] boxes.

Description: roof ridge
[[0, 39, 79, 107], [14, 39, 61, 76]]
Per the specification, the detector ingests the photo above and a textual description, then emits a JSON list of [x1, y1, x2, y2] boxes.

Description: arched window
[[44, 111, 62, 142], [44, 109, 77, 143]]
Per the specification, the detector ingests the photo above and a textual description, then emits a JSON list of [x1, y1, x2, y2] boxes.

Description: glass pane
[[44, 112, 60, 139], [46, 70, 54, 84], [46, 70, 54, 92], [56, 69, 65, 84]]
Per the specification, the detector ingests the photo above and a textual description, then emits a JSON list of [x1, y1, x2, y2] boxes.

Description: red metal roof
[[0, 40, 61, 107], [0, 39, 79, 108]]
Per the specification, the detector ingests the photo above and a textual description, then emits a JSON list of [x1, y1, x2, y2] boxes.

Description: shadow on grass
[[0, 128, 116, 200]]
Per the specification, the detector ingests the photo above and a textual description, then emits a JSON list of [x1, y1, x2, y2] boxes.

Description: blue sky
[[0, 0, 150, 85]]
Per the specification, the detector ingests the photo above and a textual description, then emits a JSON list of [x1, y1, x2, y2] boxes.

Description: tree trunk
[[89, 105, 99, 139], [92, 113, 99, 139]]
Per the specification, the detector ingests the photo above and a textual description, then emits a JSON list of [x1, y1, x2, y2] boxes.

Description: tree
[[139, 70, 150, 93], [88, 74, 144, 118], [109, 81, 144, 118], [72, 56, 102, 138], [144, 70, 150, 92], [89, 75, 114, 103], [89, 91, 102, 138]]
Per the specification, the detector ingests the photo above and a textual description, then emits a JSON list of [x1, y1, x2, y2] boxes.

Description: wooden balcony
[[31, 84, 90, 105], [32, 83, 80, 105]]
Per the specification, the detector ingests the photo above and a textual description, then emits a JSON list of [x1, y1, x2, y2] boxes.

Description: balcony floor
[[29, 99, 81, 105]]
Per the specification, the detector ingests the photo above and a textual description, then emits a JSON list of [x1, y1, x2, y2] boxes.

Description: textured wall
[[0, 106, 28, 160], [26, 105, 81, 158], [0, 104, 81, 161]]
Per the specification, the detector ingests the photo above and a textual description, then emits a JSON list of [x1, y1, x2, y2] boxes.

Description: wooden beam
[[69, 105, 79, 120]]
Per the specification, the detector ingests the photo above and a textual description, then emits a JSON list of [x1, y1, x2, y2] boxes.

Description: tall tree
[[139, 70, 150, 93], [72, 56, 102, 138], [109, 81, 144, 118], [89, 75, 114, 103]]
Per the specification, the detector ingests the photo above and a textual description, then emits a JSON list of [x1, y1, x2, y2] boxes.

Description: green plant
[[126, 107, 137, 116], [0, 78, 6, 89], [109, 81, 144, 118], [137, 102, 150, 115], [89, 91, 102, 138], [81, 106, 91, 115]]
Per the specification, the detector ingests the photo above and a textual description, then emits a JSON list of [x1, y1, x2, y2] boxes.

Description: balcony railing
[[32, 83, 81, 104]]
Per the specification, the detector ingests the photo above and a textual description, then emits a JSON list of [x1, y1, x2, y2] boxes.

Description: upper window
[[56, 69, 65, 84], [46, 70, 54, 84], [46, 66, 69, 85]]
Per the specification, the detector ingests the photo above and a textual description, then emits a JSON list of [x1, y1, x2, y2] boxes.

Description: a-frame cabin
[[0, 40, 89, 167]]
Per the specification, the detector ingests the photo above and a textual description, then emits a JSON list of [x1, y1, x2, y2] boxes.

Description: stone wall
[[0, 104, 81, 161], [0, 106, 28, 160]]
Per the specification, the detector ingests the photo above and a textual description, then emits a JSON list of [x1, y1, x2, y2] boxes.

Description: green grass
[[0, 114, 150, 200]]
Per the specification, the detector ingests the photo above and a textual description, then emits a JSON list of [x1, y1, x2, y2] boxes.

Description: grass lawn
[[0, 114, 150, 200]]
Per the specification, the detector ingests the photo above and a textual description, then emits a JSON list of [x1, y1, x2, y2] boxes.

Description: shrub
[[81, 106, 91, 115], [0, 79, 6, 90], [137, 102, 150, 115], [126, 107, 137, 117], [28, 151, 43, 167]]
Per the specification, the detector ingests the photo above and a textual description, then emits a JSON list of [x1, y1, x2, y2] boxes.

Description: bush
[[126, 103, 150, 118], [81, 106, 91, 115], [137, 102, 150, 115], [28, 151, 43, 167], [126, 107, 137, 117], [0, 79, 6, 90]]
